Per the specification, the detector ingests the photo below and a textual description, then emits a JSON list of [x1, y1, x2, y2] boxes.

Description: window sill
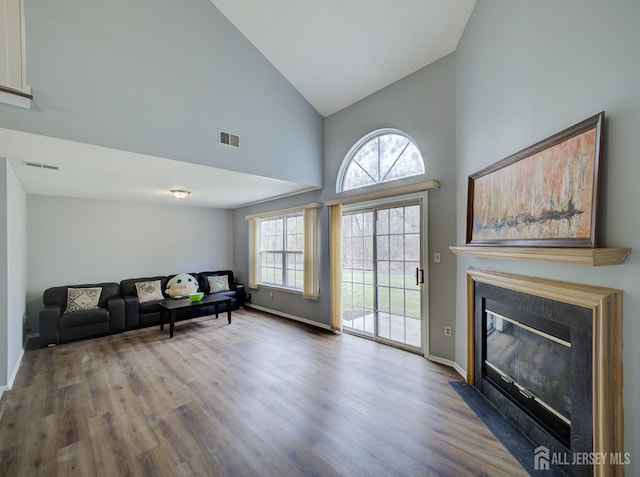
[[0, 85, 32, 109], [257, 284, 303, 295]]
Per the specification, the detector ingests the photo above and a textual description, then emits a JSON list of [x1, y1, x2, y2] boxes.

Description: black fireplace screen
[[485, 309, 571, 424], [475, 282, 593, 454]]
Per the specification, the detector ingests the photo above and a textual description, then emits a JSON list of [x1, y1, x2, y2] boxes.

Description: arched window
[[336, 129, 425, 193]]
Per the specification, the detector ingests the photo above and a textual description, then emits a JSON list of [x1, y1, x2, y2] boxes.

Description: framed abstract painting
[[466, 112, 604, 247]]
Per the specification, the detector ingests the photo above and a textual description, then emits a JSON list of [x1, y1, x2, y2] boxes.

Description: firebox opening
[[481, 297, 574, 449]]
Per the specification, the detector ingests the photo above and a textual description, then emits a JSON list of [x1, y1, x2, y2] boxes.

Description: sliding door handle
[[416, 268, 425, 285]]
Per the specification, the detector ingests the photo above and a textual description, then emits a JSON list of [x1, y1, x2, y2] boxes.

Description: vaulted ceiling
[[211, 0, 476, 117], [8, 1, 475, 208]]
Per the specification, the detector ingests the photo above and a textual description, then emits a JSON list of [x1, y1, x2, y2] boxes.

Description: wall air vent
[[22, 161, 60, 171], [219, 130, 240, 148]]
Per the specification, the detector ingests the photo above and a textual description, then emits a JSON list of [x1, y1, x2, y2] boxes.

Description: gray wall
[[455, 0, 640, 468], [233, 54, 457, 359], [324, 54, 457, 359], [27, 195, 233, 332], [0, 0, 322, 186], [0, 159, 27, 389]]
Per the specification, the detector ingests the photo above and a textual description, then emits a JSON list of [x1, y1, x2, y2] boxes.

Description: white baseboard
[[0, 345, 26, 400], [452, 361, 467, 380], [427, 355, 455, 367], [246, 304, 332, 331], [0, 384, 7, 407], [7, 346, 25, 389], [427, 355, 467, 380]]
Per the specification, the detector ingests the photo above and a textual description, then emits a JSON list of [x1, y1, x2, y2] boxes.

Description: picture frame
[[466, 112, 604, 247]]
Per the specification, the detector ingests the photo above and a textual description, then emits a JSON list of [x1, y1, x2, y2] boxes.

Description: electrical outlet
[[434, 252, 441, 263], [444, 326, 452, 337]]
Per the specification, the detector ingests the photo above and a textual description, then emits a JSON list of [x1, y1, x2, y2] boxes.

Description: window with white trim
[[337, 129, 425, 193], [259, 213, 304, 290], [246, 203, 320, 299]]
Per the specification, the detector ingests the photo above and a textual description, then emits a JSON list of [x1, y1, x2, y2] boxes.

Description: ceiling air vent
[[219, 130, 239, 148], [22, 161, 60, 171]]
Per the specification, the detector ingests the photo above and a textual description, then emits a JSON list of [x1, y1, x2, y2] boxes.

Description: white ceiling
[[2, 128, 318, 209], [6, 1, 475, 208], [211, 0, 476, 117]]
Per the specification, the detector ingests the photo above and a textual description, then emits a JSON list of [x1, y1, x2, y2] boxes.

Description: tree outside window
[[337, 129, 425, 193], [259, 214, 304, 290]]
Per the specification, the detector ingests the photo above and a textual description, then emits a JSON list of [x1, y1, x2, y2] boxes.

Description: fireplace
[[477, 283, 592, 452], [466, 268, 624, 476]]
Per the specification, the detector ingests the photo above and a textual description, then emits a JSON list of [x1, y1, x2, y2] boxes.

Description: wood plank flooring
[[0, 309, 527, 476]]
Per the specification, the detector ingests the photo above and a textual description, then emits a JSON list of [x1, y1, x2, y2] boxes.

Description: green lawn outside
[[342, 269, 420, 319]]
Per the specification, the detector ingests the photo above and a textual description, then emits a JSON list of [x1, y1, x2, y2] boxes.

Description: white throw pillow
[[65, 287, 102, 314], [208, 275, 230, 293], [135, 280, 164, 303]]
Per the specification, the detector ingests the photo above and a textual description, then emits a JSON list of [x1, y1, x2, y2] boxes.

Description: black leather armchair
[[119, 275, 171, 330], [39, 282, 125, 347]]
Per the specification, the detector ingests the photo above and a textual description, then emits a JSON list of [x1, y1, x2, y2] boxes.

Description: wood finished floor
[[0, 309, 526, 477]]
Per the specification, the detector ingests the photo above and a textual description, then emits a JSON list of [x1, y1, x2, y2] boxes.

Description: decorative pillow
[[165, 273, 198, 298], [65, 287, 102, 314], [208, 275, 230, 293], [135, 280, 164, 303]]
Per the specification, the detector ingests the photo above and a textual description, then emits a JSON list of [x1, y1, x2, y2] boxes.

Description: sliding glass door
[[341, 210, 375, 335], [342, 201, 424, 351]]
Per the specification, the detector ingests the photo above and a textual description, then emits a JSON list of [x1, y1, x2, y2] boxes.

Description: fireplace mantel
[[450, 246, 630, 266]]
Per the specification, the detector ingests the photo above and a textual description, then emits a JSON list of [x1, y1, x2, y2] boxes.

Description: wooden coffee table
[[158, 293, 232, 338]]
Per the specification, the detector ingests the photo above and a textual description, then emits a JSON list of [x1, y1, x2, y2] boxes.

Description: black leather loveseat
[[39, 282, 125, 347]]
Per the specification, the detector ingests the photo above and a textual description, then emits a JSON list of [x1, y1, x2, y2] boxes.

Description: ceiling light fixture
[[170, 189, 190, 200]]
